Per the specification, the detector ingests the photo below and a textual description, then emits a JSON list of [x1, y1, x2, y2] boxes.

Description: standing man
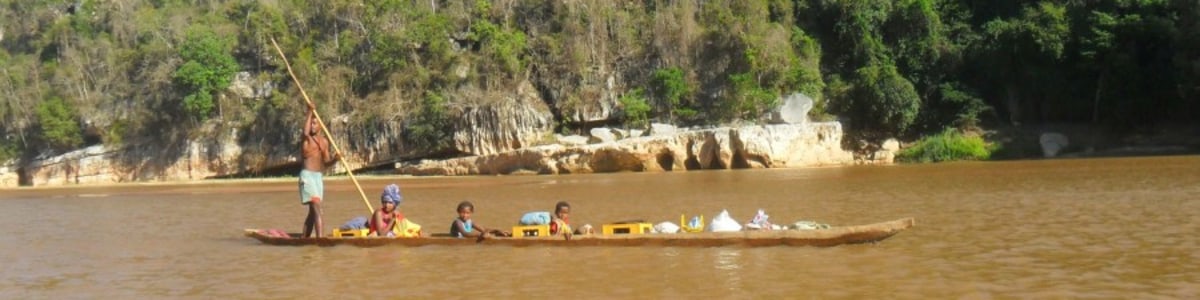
[[300, 103, 337, 238]]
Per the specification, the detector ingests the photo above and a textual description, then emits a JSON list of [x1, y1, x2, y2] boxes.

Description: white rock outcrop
[[648, 123, 677, 136], [588, 128, 617, 144], [0, 165, 17, 188], [1040, 132, 1069, 158], [227, 72, 274, 99], [556, 134, 589, 146], [770, 93, 813, 124], [397, 122, 856, 176]]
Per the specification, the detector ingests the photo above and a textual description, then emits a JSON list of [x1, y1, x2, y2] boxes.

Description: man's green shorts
[[299, 170, 324, 205]]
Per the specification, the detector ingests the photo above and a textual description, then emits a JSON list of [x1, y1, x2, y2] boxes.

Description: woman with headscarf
[[368, 184, 405, 237]]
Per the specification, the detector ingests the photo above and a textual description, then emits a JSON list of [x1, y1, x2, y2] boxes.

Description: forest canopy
[[2, 0, 1198, 163]]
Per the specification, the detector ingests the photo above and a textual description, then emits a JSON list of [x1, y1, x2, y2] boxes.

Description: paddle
[[269, 37, 375, 214]]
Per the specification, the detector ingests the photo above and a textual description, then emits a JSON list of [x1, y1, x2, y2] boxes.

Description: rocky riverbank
[[0, 120, 892, 188], [399, 122, 879, 176]]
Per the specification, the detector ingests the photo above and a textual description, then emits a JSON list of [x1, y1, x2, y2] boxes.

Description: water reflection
[[713, 248, 742, 271]]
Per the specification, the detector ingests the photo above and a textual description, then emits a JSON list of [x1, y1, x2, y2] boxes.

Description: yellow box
[[602, 223, 653, 235], [332, 228, 369, 238], [513, 225, 550, 238]]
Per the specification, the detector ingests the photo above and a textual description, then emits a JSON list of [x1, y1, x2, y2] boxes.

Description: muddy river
[[1, 155, 1197, 298]]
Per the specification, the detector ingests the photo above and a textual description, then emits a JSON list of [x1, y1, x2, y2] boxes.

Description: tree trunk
[[1005, 83, 1021, 126], [1092, 68, 1107, 124]]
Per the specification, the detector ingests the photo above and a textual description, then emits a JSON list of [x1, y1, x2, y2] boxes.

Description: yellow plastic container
[[332, 228, 369, 238], [512, 225, 550, 238], [680, 214, 705, 233], [602, 223, 653, 235]]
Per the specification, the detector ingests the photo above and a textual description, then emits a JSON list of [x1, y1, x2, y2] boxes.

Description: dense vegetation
[[2, 0, 1199, 164], [897, 128, 992, 162]]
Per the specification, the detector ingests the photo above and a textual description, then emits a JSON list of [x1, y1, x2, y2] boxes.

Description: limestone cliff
[[450, 82, 555, 156], [397, 122, 856, 176]]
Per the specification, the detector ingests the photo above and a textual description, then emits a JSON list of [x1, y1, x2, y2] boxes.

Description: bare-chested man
[[299, 103, 337, 238]]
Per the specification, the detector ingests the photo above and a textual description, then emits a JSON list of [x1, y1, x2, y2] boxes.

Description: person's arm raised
[[304, 104, 316, 136]]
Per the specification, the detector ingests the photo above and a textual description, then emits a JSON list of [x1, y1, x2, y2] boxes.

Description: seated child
[[368, 184, 405, 237], [549, 201, 573, 240], [450, 201, 511, 239], [549, 201, 596, 237]]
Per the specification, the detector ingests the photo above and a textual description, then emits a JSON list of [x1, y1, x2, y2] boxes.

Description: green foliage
[[470, 19, 528, 75], [788, 27, 825, 100], [1075, 1, 1181, 126], [649, 67, 696, 121], [936, 82, 988, 129], [181, 92, 215, 120], [618, 89, 652, 128], [982, 2, 1070, 60], [651, 68, 689, 105], [897, 128, 993, 163], [103, 119, 129, 146], [838, 63, 921, 135], [69, 1, 100, 38], [402, 13, 454, 69], [403, 93, 454, 152], [6, 0, 1200, 160], [173, 25, 239, 119], [728, 73, 779, 121], [35, 96, 83, 151], [0, 142, 18, 164]]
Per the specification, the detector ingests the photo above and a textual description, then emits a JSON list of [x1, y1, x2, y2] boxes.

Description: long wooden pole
[[270, 37, 374, 214]]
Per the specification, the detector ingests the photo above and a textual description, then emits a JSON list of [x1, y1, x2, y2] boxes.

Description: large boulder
[[648, 123, 677, 136], [881, 138, 901, 152], [1040, 132, 1069, 158], [870, 138, 901, 164], [588, 128, 617, 144], [769, 93, 813, 124]]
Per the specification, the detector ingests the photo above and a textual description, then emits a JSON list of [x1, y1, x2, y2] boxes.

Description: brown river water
[[1, 155, 1198, 298]]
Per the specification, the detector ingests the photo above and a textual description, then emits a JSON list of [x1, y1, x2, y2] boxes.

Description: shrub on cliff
[[650, 67, 697, 122], [0, 141, 20, 163], [404, 92, 454, 153], [35, 96, 83, 152], [173, 25, 239, 120], [897, 128, 992, 162], [619, 89, 652, 129]]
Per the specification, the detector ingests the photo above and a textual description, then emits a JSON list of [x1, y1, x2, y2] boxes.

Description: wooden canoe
[[244, 217, 914, 247]]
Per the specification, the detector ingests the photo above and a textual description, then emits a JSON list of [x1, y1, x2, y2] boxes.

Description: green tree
[[788, 27, 825, 102], [978, 2, 1070, 124], [0, 141, 19, 163], [173, 25, 239, 120], [619, 88, 652, 128], [728, 72, 779, 121], [649, 67, 695, 121], [470, 19, 528, 77], [35, 96, 83, 151], [929, 82, 988, 129], [1076, 1, 1180, 127], [837, 63, 921, 135], [404, 92, 454, 153]]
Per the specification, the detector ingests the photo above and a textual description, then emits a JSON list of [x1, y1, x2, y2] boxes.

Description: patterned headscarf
[[381, 184, 402, 205]]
